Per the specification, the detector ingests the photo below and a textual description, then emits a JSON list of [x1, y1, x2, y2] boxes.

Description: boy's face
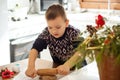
[[47, 16, 69, 38]]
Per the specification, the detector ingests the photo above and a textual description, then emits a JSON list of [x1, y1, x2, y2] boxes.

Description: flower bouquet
[[76, 14, 120, 80]]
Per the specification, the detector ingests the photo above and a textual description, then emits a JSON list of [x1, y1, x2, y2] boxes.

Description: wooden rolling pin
[[37, 68, 58, 76]]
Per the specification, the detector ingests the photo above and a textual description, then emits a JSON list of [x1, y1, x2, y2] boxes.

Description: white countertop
[[1, 59, 99, 80], [59, 61, 99, 80], [9, 11, 120, 41], [8, 14, 47, 40]]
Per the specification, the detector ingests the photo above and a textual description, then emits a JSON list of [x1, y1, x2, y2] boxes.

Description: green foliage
[[75, 24, 120, 68]]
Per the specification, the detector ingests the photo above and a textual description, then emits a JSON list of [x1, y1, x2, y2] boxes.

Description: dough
[[40, 75, 57, 80]]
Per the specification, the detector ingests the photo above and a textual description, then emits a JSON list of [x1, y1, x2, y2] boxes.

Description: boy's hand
[[25, 67, 37, 78], [56, 64, 70, 75]]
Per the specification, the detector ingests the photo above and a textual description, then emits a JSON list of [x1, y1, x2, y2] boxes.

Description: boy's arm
[[64, 51, 81, 69], [25, 49, 39, 78], [28, 49, 39, 68], [57, 51, 81, 75]]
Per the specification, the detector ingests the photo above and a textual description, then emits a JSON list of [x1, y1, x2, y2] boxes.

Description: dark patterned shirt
[[32, 25, 81, 64]]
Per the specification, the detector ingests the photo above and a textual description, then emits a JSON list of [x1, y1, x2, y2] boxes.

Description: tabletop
[[0, 58, 60, 80], [0, 59, 100, 80], [60, 61, 100, 80]]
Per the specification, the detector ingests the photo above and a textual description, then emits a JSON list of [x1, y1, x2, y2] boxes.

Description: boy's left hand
[[56, 64, 70, 75]]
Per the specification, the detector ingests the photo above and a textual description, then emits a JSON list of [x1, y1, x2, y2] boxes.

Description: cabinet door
[[80, 2, 108, 9], [79, 0, 120, 10], [82, 0, 120, 2]]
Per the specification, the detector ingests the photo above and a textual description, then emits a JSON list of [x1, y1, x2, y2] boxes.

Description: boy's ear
[[65, 19, 69, 27]]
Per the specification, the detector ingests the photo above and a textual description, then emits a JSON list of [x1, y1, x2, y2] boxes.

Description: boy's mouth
[[54, 34, 59, 36], [53, 34, 60, 38]]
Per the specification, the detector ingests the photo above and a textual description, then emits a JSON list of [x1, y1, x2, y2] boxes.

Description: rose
[[95, 14, 105, 29]]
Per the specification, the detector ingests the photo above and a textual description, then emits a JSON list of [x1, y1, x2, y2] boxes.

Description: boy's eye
[[56, 26, 61, 29], [48, 26, 52, 29]]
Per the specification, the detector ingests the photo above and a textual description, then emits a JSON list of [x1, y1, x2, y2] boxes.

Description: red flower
[[95, 14, 105, 29], [104, 39, 110, 45], [2, 69, 14, 79]]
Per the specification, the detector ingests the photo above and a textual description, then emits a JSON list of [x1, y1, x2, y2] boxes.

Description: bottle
[[12, 64, 20, 73]]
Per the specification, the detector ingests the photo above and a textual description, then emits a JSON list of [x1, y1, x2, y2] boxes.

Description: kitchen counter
[[0, 58, 62, 80], [9, 11, 120, 40], [8, 14, 47, 40], [0, 59, 99, 80], [60, 61, 99, 80]]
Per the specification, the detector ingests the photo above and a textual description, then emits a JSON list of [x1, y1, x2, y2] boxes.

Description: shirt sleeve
[[32, 38, 47, 52], [69, 26, 81, 41], [32, 27, 49, 52]]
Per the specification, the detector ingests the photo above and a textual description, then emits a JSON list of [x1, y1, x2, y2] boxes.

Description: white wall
[[0, 0, 10, 65], [7, 0, 29, 9]]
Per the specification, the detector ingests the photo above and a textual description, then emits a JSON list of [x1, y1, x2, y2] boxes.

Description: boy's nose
[[52, 30, 58, 34]]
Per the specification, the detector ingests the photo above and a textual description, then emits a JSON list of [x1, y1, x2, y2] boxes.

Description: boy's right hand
[[25, 67, 37, 78]]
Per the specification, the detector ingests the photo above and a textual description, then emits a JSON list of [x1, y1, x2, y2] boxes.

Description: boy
[[25, 4, 86, 78]]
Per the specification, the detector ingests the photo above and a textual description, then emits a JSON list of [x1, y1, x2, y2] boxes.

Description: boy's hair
[[45, 4, 67, 21]]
